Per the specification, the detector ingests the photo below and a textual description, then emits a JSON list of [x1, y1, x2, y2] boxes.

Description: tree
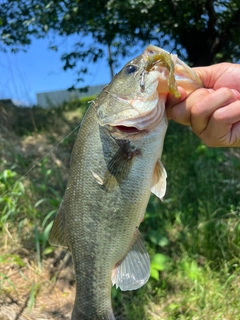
[[1, 0, 240, 82]]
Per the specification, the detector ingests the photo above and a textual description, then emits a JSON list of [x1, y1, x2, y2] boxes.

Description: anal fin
[[48, 201, 68, 248], [111, 230, 150, 291]]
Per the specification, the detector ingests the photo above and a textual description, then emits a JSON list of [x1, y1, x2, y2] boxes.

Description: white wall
[[36, 85, 105, 108]]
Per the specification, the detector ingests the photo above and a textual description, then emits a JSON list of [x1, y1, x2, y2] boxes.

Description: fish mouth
[[106, 98, 165, 134], [107, 124, 147, 137], [114, 125, 143, 134]]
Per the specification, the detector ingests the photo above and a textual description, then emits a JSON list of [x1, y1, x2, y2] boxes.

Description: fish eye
[[125, 65, 138, 75]]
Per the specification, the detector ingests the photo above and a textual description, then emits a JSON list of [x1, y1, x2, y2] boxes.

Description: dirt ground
[[0, 104, 78, 320], [0, 248, 75, 320]]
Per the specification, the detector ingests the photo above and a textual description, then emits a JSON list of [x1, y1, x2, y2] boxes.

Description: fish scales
[[49, 45, 203, 319]]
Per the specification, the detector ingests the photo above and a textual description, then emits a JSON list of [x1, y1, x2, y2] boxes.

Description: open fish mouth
[[110, 98, 165, 133], [114, 125, 143, 134], [107, 124, 147, 138]]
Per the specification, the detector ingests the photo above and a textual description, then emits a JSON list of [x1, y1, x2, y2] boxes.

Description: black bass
[[49, 45, 202, 319]]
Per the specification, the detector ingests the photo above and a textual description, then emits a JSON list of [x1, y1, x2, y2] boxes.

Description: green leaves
[[148, 230, 169, 247], [0, 254, 26, 267], [0, 169, 25, 226], [150, 253, 171, 280], [181, 259, 203, 282], [0, 154, 62, 268]]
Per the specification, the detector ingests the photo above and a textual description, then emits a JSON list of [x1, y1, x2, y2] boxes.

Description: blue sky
[[0, 35, 139, 106]]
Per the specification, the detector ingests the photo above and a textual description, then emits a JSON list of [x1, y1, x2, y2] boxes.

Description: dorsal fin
[[48, 202, 68, 247]]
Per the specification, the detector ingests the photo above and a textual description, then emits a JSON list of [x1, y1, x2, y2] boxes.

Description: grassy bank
[[0, 98, 240, 319]]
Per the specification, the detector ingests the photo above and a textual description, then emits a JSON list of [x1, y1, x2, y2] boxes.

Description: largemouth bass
[[49, 45, 203, 319]]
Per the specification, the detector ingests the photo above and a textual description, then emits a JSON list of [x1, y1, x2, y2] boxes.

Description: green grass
[[1, 98, 240, 319]]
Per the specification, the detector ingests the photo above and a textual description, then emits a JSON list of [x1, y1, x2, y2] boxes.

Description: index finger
[[166, 86, 187, 120], [191, 88, 240, 135], [169, 88, 211, 125]]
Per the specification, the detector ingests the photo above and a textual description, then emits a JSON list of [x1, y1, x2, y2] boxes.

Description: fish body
[[49, 45, 203, 319]]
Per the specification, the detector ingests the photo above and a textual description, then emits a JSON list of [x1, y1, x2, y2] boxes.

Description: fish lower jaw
[[109, 99, 165, 135]]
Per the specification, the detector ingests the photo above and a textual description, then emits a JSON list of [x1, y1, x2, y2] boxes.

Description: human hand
[[166, 63, 240, 147]]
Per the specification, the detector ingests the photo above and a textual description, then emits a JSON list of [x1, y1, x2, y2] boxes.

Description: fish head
[[94, 45, 203, 136], [94, 49, 169, 135]]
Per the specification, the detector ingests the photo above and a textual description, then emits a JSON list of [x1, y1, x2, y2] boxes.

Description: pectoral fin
[[111, 230, 150, 291], [102, 140, 141, 189], [150, 159, 167, 200], [48, 202, 68, 248]]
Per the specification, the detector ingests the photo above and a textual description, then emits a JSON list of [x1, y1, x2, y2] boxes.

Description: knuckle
[[218, 87, 236, 102], [213, 108, 226, 122]]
